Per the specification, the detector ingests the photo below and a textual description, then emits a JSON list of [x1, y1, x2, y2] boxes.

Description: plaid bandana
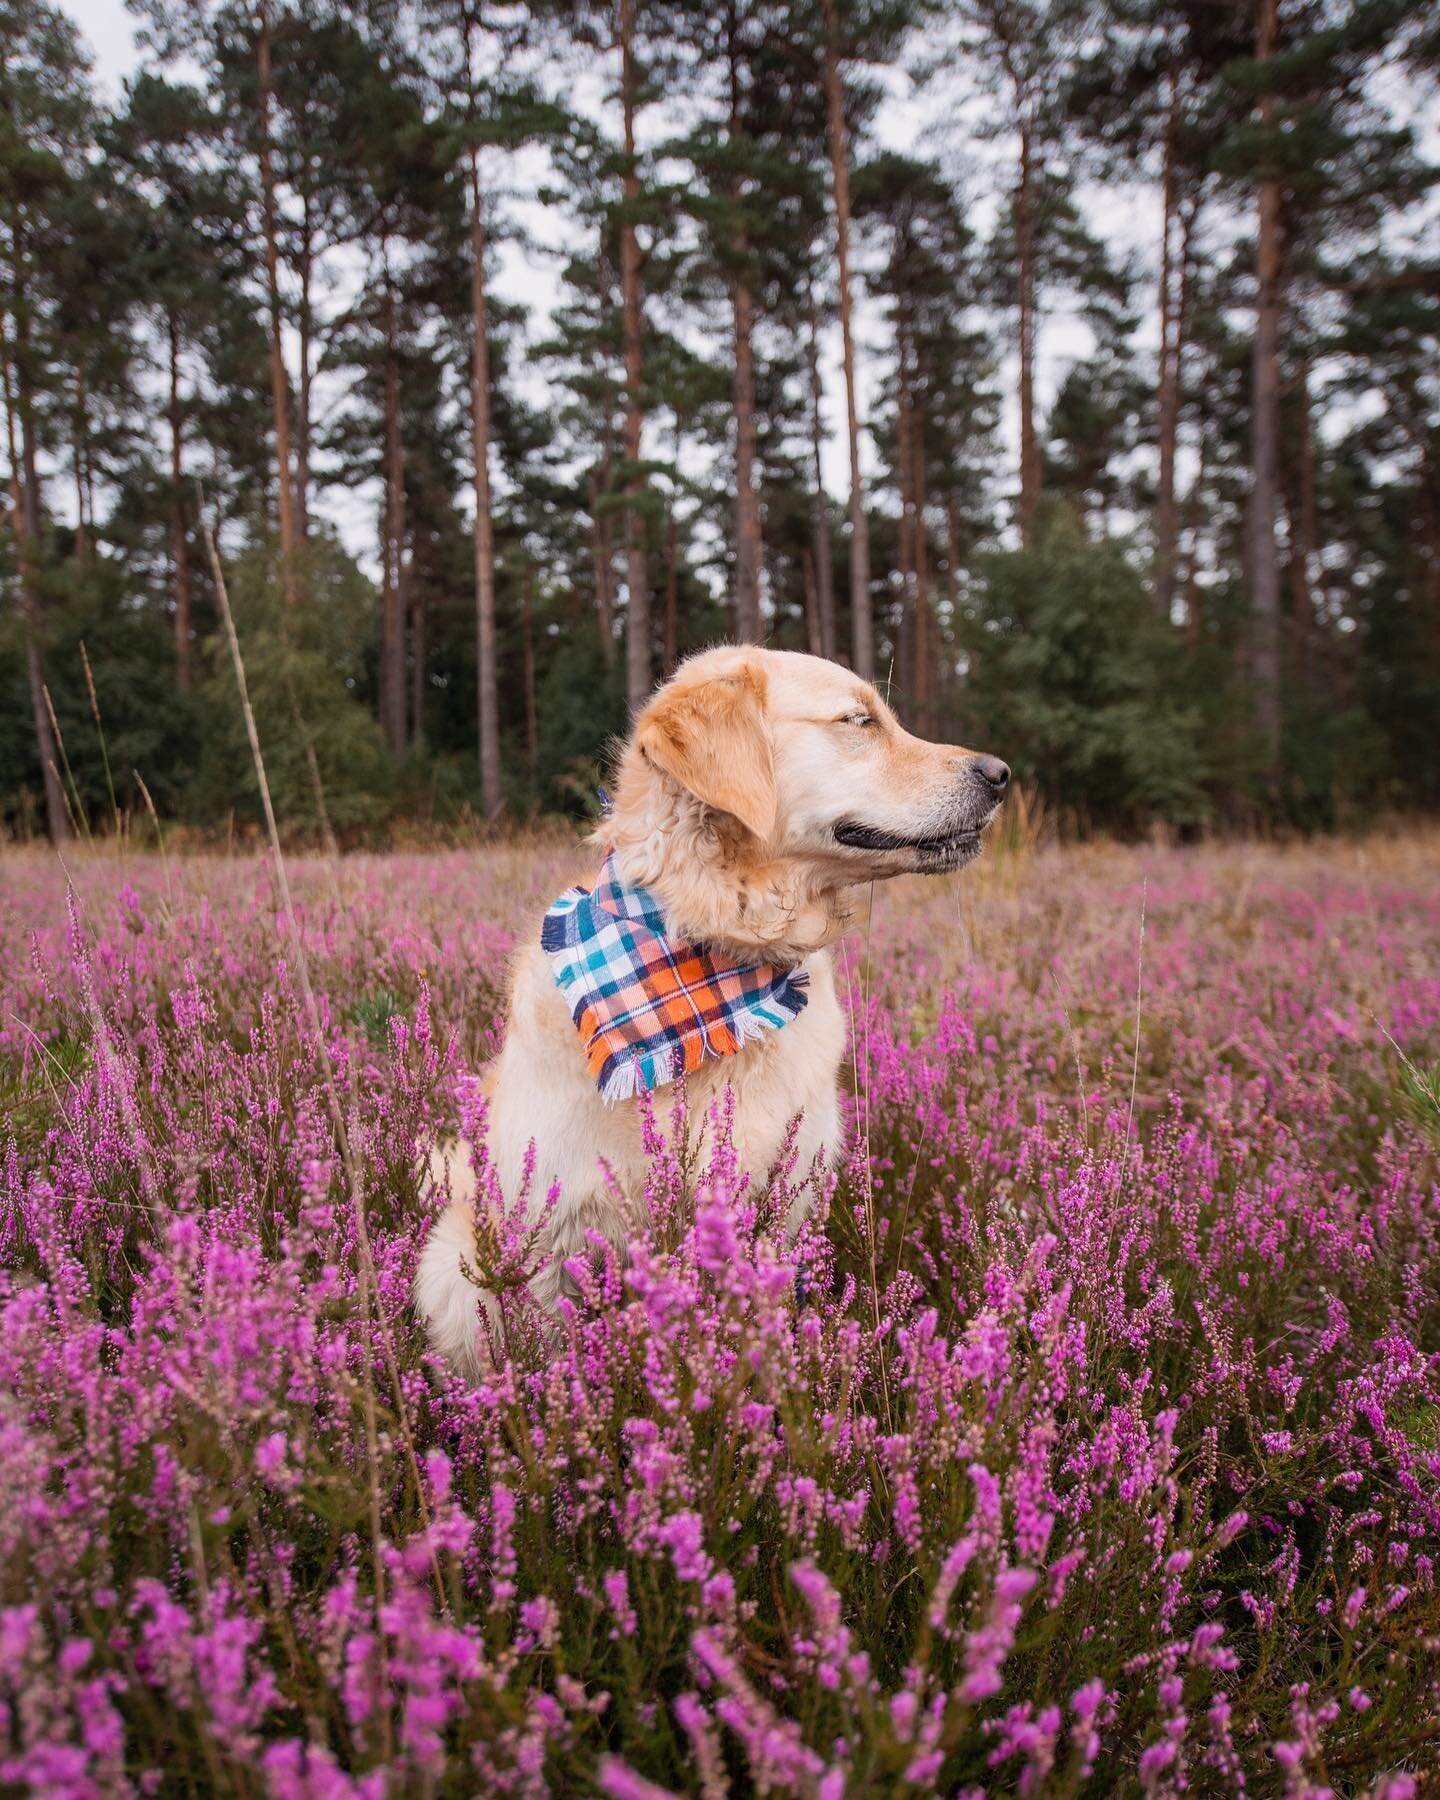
[[541, 851, 809, 1103]]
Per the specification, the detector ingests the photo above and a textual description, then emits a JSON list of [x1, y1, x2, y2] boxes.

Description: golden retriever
[[415, 645, 1008, 1373]]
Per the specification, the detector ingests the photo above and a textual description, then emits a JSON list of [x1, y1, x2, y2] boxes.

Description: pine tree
[[108, 75, 246, 689], [1067, 0, 1243, 618], [538, 198, 627, 669], [322, 25, 455, 755], [0, 0, 1435, 836], [0, 0, 97, 839], [854, 150, 988, 722], [669, 0, 830, 647], [130, 0, 333, 605], [811, 0, 908, 678], [948, 0, 1088, 543], [1216, 0, 1428, 785], [420, 1, 556, 815]]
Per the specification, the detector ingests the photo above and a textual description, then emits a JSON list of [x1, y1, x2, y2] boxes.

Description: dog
[[414, 644, 1008, 1374]]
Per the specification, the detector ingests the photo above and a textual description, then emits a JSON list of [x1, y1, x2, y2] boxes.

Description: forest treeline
[[1, 0, 1437, 840]]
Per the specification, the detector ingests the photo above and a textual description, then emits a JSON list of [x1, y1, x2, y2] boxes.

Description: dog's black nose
[[972, 755, 1010, 795]]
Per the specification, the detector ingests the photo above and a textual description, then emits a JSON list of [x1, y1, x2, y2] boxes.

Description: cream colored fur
[[414, 645, 1004, 1376]]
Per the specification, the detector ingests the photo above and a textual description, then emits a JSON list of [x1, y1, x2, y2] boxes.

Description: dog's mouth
[[832, 817, 988, 868]]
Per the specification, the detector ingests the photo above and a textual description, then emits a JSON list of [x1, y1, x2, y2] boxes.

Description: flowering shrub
[[1, 836, 1437, 1796]]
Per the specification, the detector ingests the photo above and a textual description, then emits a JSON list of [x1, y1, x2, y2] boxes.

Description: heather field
[[2, 832, 1439, 1798]]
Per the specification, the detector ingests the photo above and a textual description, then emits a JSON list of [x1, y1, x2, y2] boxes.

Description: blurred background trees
[[1, 0, 1436, 839]]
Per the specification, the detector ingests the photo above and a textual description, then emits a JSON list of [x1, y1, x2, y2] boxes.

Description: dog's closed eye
[[837, 711, 876, 729]]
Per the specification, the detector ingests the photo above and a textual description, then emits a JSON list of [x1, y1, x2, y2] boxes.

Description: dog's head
[[608, 646, 1008, 960]]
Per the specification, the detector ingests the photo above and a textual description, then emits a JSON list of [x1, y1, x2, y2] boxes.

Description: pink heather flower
[[604, 1571, 638, 1638], [254, 1431, 288, 1481], [928, 1535, 978, 1631], [1071, 1680, 1105, 1723], [518, 1596, 560, 1651], [960, 1566, 1036, 1703], [658, 1512, 711, 1584], [1139, 1739, 1177, 1788], [5, 842, 1438, 1795], [890, 1690, 919, 1740], [903, 1750, 944, 1784], [597, 1756, 680, 1800]]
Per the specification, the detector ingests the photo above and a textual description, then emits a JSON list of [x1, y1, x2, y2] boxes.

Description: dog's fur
[[415, 645, 1006, 1374]]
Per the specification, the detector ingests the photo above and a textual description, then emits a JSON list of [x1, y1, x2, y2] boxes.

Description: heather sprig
[[1, 837, 1437, 1795]]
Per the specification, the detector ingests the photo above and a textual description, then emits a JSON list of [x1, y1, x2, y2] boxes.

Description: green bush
[[964, 506, 1209, 831], [533, 631, 628, 817], [192, 539, 395, 838], [0, 553, 203, 836]]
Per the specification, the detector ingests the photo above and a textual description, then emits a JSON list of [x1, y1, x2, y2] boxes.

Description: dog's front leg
[[534, 1184, 636, 1307]]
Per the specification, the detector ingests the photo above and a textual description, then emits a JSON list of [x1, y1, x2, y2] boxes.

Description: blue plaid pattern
[[541, 852, 809, 1103]]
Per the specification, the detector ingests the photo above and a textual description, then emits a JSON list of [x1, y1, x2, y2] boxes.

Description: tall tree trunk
[[910, 342, 931, 723], [805, 285, 837, 659], [83, 424, 95, 539], [663, 492, 679, 674], [618, 0, 650, 713], [1181, 421, 1209, 653], [895, 319, 917, 708], [590, 467, 615, 656], [731, 264, 763, 641], [296, 181, 314, 540], [592, 257, 618, 664], [1419, 426, 1440, 652], [1287, 355, 1317, 641], [2, 307, 67, 840], [256, 0, 301, 606], [468, 132, 503, 817], [801, 547, 823, 655], [167, 311, 192, 693], [72, 367, 89, 567], [728, 16, 762, 644], [1247, 0, 1283, 783], [1153, 58, 1182, 620], [944, 495, 963, 737], [1016, 120, 1040, 542], [945, 494, 963, 609], [820, 0, 872, 678], [410, 583, 427, 748], [522, 561, 538, 777], [379, 268, 407, 755]]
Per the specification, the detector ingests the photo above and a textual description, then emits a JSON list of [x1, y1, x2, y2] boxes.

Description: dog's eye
[[839, 711, 876, 729]]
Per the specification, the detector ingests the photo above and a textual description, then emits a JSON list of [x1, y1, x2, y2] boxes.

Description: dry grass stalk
[[201, 513, 445, 1615]]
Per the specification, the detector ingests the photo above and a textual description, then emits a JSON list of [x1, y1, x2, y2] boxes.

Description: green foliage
[[1, 0, 1437, 842], [532, 631, 629, 816], [191, 539, 396, 839], [0, 553, 203, 835], [966, 507, 1209, 830], [347, 986, 407, 1043]]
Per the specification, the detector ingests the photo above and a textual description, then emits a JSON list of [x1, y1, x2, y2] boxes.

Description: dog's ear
[[637, 665, 777, 843]]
